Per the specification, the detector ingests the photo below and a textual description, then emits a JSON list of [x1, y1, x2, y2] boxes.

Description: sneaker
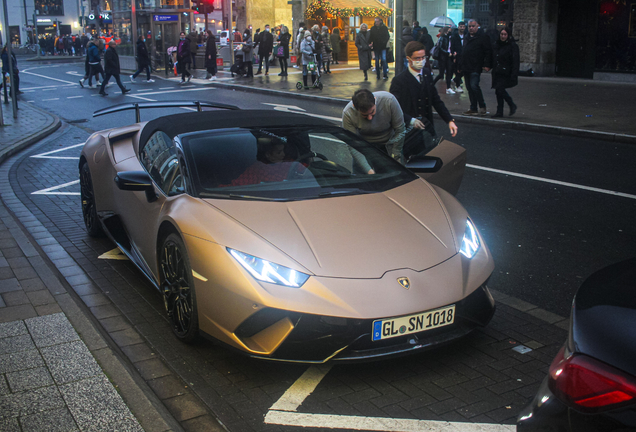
[[99, 92, 108, 96], [209, 76, 217, 81], [179, 80, 186, 85], [95, 81, 101, 86], [463, 109, 478, 115], [130, 75, 136, 83], [147, 79, 155, 83], [186, 75, 192, 82], [78, 79, 84, 88], [455, 85, 464, 93], [479, 107, 488, 115], [383, 75, 388, 80], [446, 88, 456, 94]]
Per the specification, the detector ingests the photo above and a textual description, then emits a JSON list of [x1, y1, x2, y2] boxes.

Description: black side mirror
[[405, 156, 443, 173], [114, 171, 157, 202]]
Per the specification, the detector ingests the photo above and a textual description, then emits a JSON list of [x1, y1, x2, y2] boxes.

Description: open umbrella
[[429, 16, 456, 28]]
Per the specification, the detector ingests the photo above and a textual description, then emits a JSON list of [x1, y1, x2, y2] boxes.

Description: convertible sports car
[[80, 101, 495, 363]]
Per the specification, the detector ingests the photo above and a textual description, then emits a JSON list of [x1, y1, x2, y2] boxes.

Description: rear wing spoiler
[[93, 101, 240, 123]]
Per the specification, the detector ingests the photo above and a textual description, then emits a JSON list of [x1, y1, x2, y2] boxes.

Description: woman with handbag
[[277, 25, 291, 76], [491, 27, 519, 117], [320, 26, 333, 74]]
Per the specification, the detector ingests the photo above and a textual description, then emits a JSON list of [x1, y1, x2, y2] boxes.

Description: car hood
[[205, 180, 458, 278]]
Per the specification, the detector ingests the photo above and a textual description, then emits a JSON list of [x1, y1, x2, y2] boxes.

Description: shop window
[[479, 0, 489, 12]]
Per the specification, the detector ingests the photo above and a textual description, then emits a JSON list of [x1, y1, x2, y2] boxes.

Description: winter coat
[[277, 32, 291, 58], [300, 37, 315, 66], [241, 36, 254, 61], [295, 28, 305, 55], [418, 32, 434, 55], [187, 33, 198, 54], [258, 30, 274, 56], [460, 28, 493, 74], [87, 43, 101, 64], [136, 39, 150, 67], [104, 46, 121, 75], [355, 30, 372, 71], [1, 50, 18, 74], [177, 38, 191, 63], [204, 36, 217, 68], [321, 31, 332, 62], [491, 38, 519, 89], [369, 23, 390, 53], [330, 32, 341, 54], [400, 27, 414, 54]]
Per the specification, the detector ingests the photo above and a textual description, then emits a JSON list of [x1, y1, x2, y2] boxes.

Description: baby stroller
[[230, 45, 247, 77], [296, 53, 323, 90]]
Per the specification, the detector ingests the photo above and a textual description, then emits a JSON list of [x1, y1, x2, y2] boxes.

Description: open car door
[[406, 138, 466, 195]]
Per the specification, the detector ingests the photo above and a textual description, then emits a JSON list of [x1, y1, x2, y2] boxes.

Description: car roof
[[139, 110, 334, 146]]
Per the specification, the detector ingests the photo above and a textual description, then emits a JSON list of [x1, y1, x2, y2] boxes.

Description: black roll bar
[[93, 101, 240, 123]]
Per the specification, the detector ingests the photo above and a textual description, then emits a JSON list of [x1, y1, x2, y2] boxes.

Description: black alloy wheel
[[160, 233, 199, 342], [79, 163, 104, 237]]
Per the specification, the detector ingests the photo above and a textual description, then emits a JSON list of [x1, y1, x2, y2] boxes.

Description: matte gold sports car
[[80, 101, 495, 363]]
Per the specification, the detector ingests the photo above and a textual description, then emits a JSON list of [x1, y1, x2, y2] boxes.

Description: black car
[[517, 258, 636, 431]]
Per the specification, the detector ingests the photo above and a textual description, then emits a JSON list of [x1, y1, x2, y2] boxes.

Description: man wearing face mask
[[255, 24, 274, 75], [389, 41, 457, 160]]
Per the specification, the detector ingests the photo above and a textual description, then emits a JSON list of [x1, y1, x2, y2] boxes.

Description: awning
[[306, 0, 392, 18]]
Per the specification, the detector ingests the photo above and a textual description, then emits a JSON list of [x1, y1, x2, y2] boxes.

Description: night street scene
[[0, 0, 635, 431]]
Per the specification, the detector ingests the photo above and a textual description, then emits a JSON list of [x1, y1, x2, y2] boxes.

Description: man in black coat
[[459, 19, 492, 115], [450, 21, 466, 92], [130, 36, 153, 83], [390, 41, 458, 161], [99, 40, 130, 96], [369, 17, 390, 79], [255, 24, 274, 75]]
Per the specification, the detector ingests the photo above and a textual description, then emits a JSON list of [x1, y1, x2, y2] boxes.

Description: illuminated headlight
[[228, 248, 310, 288], [459, 219, 481, 259]]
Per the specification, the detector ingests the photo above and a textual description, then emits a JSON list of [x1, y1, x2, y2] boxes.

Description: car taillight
[[548, 345, 636, 413]]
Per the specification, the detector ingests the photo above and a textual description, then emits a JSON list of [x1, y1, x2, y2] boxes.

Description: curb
[[0, 104, 184, 431], [194, 79, 636, 145], [0, 103, 62, 165]]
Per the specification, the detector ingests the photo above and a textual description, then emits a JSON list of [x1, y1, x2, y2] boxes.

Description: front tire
[[79, 163, 104, 237], [160, 233, 199, 343]]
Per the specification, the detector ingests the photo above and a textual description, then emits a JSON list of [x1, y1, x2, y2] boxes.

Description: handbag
[[276, 45, 285, 57], [241, 43, 250, 53]]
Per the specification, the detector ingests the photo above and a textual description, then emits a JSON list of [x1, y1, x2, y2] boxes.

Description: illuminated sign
[[153, 15, 178, 21]]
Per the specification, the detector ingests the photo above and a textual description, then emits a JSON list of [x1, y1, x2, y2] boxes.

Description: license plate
[[372, 305, 455, 341]]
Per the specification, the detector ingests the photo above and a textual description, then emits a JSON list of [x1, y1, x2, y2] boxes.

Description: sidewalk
[[0, 103, 180, 431], [178, 61, 636, 144]]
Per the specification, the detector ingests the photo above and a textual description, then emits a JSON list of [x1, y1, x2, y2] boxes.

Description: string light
[[305, 0, 393, 19]]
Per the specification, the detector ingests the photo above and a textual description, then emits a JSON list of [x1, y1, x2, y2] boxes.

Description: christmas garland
[[305, 0, 393, 19]]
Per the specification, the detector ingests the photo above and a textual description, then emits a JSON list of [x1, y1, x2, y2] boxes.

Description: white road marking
[[265, 365, 514, 431], [21, 84, 75, 91], [42, 98, 60, 101], [31, 180, 80, 195], [124, 87, 215, 97], [67, 96, 83, 99], [42, 88, 57, 91], [125, 94, 157, 102], [159, 87, 173, 90], [21, 70, 78, 84], [31, 143, 84, 160], [65, 71, 84, 76], [467, 164, 636, 200], [98, 248, 129, 261], [262, 102, 340, 122], [136, 89, 153, 92]]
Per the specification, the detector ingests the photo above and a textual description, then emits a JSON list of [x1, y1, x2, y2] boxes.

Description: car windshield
[[180, 126, 418, 201]]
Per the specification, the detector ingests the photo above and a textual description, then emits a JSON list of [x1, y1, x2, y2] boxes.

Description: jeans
[[257, 55, 270, 73], [191, 53, 197, 69], [433, 54, 452, 88], [132, 65, 151, 80], [464, 71, 485, 110], [88, 64, 105, 86], [374, 49, 388, 77]]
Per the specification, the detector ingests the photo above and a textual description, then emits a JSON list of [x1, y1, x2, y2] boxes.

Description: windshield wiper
[[200, 192, 283, 201]]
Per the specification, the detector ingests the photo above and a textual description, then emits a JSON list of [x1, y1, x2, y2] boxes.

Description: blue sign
[[153, 15, 178, 22]]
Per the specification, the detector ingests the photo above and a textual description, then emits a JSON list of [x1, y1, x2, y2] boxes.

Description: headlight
[[228, 248, 310, 288], [459, 219, 481, 259]]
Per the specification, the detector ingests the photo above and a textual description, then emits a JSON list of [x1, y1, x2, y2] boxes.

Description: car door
[[413, 138, 466, 196], [113, 131, 185, 283]]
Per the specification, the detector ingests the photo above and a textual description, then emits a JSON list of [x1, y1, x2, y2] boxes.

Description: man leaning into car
[[342, 89, 406, 163]]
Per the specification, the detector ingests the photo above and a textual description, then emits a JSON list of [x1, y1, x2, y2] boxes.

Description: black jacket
[[450, 29, 466, 57], [492, 38, 520, 89], [418, 32, 434, 55], [136, 39, 150, 67], [204, 36, 217, 68], [460, 28, 492, 73], [389, 67, 453, 136], [369, 24, 390, 52], [104, 46, 120, 74], [257, 30, 274, 56]]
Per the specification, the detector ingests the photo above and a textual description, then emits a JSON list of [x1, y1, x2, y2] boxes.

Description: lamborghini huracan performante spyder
[[79, 101, 495, 363]]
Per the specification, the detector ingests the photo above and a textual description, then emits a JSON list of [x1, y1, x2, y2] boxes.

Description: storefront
[[111, 0, 195, 70], [304, 0, 392, 61]]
